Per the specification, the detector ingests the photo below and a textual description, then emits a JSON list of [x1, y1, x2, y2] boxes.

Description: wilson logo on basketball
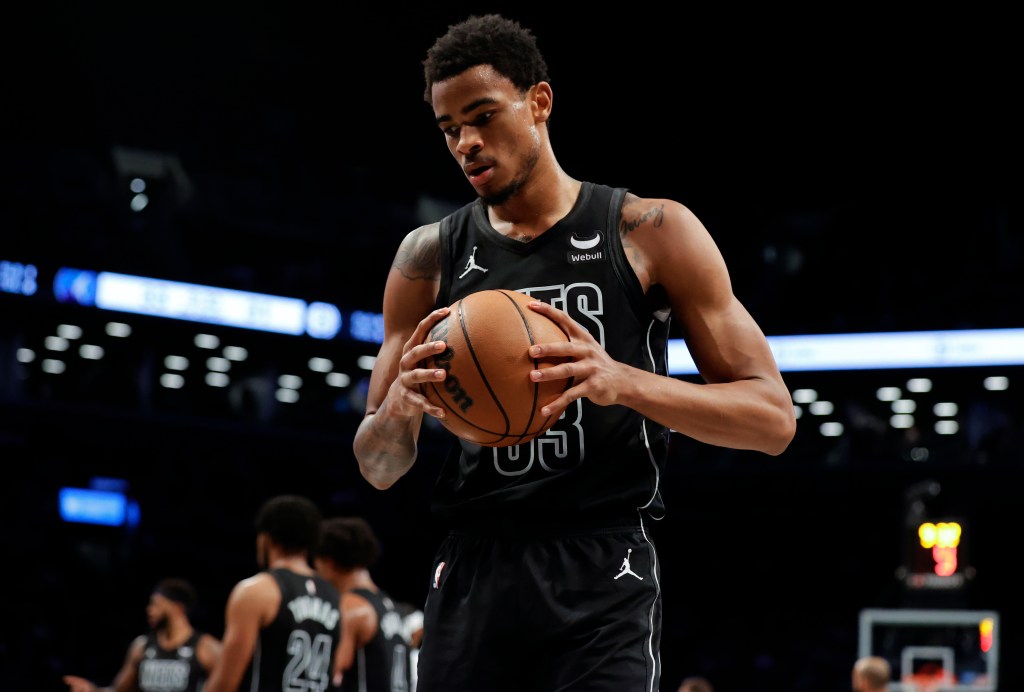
[[419, 289, 573, 447], [434, 346, 474, 412]]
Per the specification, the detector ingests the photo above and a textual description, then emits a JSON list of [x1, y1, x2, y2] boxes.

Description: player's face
[[146, 593, 173, 631], [431, 65, 543, 206]]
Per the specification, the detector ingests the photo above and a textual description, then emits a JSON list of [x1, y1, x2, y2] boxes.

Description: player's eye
[[470, 112, 494, 127]]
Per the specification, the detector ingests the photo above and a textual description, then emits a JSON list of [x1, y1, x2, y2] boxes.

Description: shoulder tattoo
[[619, 203, 665, 237], [393, 230, 440, 281]]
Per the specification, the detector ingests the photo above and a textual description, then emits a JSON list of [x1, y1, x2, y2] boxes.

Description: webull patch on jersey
[[567, 231, 606, 264]]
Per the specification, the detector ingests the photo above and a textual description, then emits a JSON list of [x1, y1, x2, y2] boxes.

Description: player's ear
[[531, 82, 552, 124]]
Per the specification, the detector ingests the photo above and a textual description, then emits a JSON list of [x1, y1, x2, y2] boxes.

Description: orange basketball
[[420, 289, 573, 447]]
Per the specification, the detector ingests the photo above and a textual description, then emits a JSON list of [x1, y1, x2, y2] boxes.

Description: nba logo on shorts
[[433, 561, 445, 589]]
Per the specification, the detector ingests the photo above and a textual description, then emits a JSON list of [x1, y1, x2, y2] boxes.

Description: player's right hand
[[62, 676, 97, 692], [389, 307, 450, 419]]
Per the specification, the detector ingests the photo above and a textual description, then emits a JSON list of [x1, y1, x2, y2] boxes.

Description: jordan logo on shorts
[[459, 246, 489, 278], [614, 548, 643, 581], [433, 561, 445, 589]]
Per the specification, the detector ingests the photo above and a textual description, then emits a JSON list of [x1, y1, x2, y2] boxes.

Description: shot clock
[[902, 516, 973, 590]]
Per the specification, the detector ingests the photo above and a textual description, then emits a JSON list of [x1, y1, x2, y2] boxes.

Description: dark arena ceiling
[[6, 5, 1018, 334]]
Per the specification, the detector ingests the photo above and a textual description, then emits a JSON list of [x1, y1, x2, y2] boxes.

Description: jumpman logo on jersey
[[614, 548, 643, 581], [459, 246, 489, 278]]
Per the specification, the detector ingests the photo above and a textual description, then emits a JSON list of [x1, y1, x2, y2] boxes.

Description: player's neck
[[487, 166, 580, 241], [269, 553, 313, 575], [157, 616, 194, 648], [337, 567, 375, 594]]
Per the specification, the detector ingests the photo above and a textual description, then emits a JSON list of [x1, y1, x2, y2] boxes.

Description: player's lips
[[464, 162, 494, 186]]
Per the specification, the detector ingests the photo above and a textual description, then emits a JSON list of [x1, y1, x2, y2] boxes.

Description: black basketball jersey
[[432, 181, 671, 524], [137, 631, 205, 692], [337, 589, 411, 692], [242, 568, 341, 692]]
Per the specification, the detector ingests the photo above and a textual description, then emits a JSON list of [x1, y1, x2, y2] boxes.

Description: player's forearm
[[617, 367, 796, 456], [353, 404, 420, 489]]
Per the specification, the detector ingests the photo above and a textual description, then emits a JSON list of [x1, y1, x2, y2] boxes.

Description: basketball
[[420, 289, 573, 447]]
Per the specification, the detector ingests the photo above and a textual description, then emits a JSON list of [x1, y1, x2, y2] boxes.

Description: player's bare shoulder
[[197, 632, 224, 669], [617, 193, 694, 290], [128, 633, 149, 658], [619, 192, 668, 238], [392, 222, 442, 283], [618, 192, 696, 239]]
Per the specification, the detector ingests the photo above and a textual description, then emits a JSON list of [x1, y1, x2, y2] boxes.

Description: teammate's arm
[[331, 592, 379, 684], [204, 576, 273, 692], [196, 632, 223, 675], [62, 635, 145, 692]]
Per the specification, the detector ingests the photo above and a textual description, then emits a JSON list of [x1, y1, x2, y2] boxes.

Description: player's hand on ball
[[389, 307, 450, 419], [526, 300, 624, 414], [419, 290, 571, 446]]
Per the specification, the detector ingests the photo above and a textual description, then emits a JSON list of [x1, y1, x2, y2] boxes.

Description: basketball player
[[62, 578, 222, 692], [313, 516, 414, 692], [852, 655, 892, 691], [352, 13, 796, 691], [204, 495, 341, 692]]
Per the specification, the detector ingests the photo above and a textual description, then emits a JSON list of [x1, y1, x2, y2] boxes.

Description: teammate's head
[[254, 494, 322, 566], [314, 516, 381, 571], [422, 14, 549, 103], [147, 577, 196, 631]]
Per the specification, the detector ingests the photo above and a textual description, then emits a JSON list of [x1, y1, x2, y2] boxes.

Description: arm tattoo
[[619, 204, 665, 236], [393, 232, 440, 281]]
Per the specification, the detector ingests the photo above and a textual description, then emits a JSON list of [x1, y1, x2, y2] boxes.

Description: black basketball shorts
[[415, 521, 662, 692]]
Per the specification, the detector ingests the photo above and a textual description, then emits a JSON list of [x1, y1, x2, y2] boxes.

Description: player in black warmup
[[314, 516, 414, 692], [63, 578, 221, 692], [205, 494, 341, 692], [352, 13, 796, 691]]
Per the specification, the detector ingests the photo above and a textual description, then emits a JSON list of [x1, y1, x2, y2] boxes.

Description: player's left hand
[[525, 300, 626, 415]]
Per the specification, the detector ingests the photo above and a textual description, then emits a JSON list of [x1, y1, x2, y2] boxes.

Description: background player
[[204, 494, 341, 692], [314, 516, 414, 691], [62, 577, 221, 692]]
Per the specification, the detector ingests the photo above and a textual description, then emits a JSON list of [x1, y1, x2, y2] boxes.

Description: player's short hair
[[854, 656, 892, 688], [315, 516, 381, 569], [423, 13, 550, 103], [254, 494, 322, 553], [153, 577, 197, 610]]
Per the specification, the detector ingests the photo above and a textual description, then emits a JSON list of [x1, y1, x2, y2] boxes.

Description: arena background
[[2, 5, 1019, 691]]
